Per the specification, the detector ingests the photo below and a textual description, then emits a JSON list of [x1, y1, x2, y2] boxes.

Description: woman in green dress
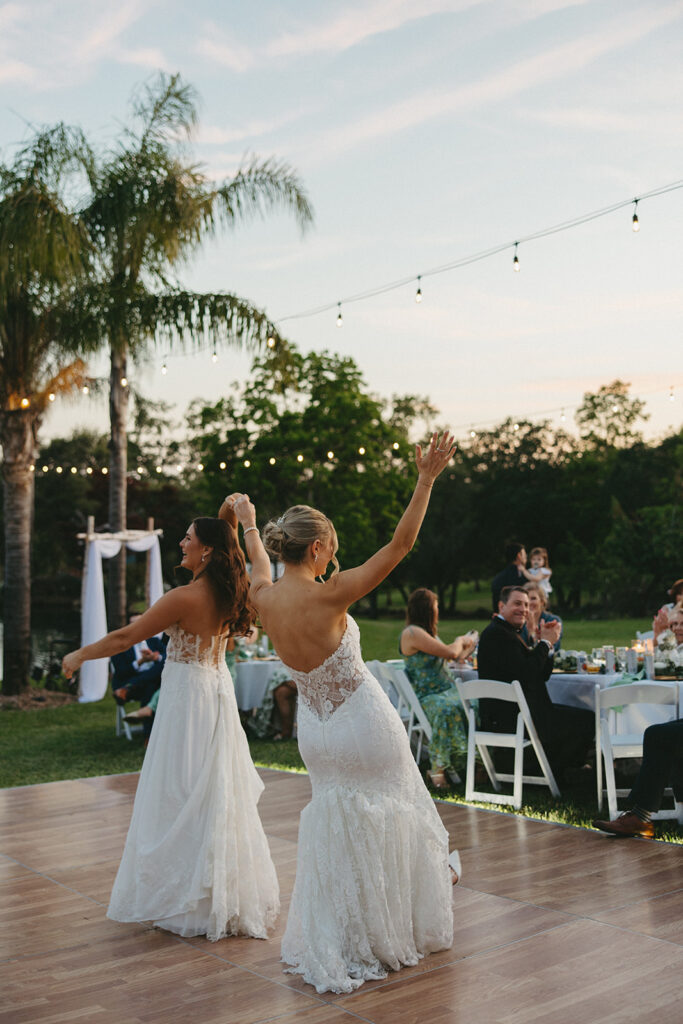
[[399, 588, 477, 790]]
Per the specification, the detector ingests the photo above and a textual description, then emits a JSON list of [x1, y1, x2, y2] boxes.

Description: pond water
[[0, 610, 81, 676]]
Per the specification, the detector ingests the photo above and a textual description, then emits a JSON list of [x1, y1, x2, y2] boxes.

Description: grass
[[1, 615, 678, 843]]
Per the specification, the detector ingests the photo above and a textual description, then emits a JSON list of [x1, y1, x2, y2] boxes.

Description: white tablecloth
[[232, 659, 286, 711], [546, 672, 678, 734]]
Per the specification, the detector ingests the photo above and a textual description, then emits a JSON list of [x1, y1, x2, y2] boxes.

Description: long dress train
[[107, 624, 279, 940], [280, 615, 453, 994]]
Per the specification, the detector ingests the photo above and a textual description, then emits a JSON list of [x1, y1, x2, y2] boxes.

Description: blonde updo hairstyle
[[262, 504, 340, 577]]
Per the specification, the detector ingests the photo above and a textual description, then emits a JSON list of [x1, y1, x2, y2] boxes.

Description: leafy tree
[[81, 73, 313, 626], [576, 380, 649, 449], [0, 125, 96, 693]]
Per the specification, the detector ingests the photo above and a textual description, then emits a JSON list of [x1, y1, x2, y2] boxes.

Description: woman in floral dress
[[399, 588, 477, 789]]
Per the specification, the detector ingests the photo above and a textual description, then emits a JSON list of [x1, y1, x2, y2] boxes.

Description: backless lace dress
[[107, 623, 280, 940], [280, 615, 453, 993]]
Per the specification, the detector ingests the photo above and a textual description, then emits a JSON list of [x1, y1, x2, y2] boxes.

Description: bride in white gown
[[229, 431, 458, 994], [62, 503, 279, 941]]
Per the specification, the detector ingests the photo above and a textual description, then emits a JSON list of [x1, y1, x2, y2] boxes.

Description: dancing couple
[[63, 431, 458, 995]]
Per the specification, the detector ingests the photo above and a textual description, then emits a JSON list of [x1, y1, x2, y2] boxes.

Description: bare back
[[255, 576, 348, 673], [175, 577, 230, 640]]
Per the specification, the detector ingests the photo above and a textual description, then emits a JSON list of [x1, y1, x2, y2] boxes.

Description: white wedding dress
[[107, 624, 280, 940], [280, 615, 454, 994]]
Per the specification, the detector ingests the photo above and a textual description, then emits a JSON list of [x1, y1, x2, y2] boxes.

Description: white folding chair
[[115, 702, 143, 740], [386, 664, 434, 766], [455, 677, 560, 810], [595, 681, 680, 821]]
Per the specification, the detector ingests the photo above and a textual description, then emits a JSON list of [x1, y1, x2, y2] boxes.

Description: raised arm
[[326, 431, 455, 608], [218, 493, 240, 540], [62, 589, 186, 678], [231, 494, 273, 600]]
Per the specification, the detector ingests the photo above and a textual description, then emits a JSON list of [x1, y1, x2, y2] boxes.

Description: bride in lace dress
[[229, 432, 458, 994], [62, 503, 279, 941]]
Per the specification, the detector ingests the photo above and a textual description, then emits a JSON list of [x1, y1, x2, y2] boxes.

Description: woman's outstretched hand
[[415, 431, 455, 484], [62, 650, 82, 680]]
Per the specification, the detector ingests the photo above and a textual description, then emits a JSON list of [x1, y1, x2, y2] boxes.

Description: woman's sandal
[[449, 849, 462, 886], [426, 769, 449, 791]]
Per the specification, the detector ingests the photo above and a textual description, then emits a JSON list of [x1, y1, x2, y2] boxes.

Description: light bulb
[[244, 459, 251, 468], [611, 404, 619, 413], [161, 363, 167, 375], [29, 464, 35, 472], [327, 450, 334, 460], [560, 410, 566, 422], [197, 463, 204, 471], [669, 389, 675, 402], [297, 454, 304, 462], [86, 467, 93, 475], [20, 397, 29, 408], [267, 335, 276, 349], [42, 466, 48, 473], [415, 277, 422, 303], [336, 303, 343, 328], [392, 442, 399, 450], [513, 423, 520, 431], [48, 392, 55, 402], [219, 461, 226, 470], [156, 465, 162, 473], [70, 467, 77, 474], [120, 377, 128, 387], [358, 447, 365, 455], [269, 457, 276, 465], [56, 466, 63, 474], [102, 467, 108, 475], [632, 201, 640, 232], [211, 352, 218, 363], [470, 430, 476, 438], [82, 385, 89, 394], [513, 252, 520, 272]]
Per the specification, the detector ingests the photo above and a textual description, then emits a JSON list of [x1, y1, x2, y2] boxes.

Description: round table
[[232, 658, 287, 711]]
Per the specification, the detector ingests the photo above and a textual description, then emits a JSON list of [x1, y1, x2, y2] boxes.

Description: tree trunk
[[1, 411, 36, 695], [108, 346, 128, 629]]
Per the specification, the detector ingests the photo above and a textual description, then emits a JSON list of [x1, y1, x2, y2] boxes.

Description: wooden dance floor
[[1, 769, 682, 1024]]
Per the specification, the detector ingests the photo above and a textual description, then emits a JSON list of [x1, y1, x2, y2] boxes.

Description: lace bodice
[[281, 615, 367, 721], [165, 624, 228, 669]]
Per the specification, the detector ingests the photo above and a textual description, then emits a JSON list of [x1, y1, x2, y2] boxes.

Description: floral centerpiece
[[554, 649, 578, 672], [653, 629, 683, 677]]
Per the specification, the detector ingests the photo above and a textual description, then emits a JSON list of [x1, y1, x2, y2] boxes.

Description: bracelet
[[243, 526, 259, 537]]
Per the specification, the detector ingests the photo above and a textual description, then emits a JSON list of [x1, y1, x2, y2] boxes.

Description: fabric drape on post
[[79, 534, 163, 703]]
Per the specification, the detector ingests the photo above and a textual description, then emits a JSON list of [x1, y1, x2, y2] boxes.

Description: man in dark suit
[[491, 542, 527, 611], [477, 586, 593, 780], [111, 614, 166, 708]]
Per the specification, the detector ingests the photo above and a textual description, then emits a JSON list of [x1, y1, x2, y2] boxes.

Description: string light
[[327, 450, 335, 460], [469, 429, 476, 438], [512, 243, 520, 272], [161, 363, 167, 375], [120, 377, 128, 387], [243, 459, 251, 468], [102, 467, 108, 475], [82, 385, 89, 394], [42, 466, 48, 473], [415, 276, 422, 303], [297, 453, 304, 462], [156, 465, 162, 473], [211, 352, 218, 363], [336, 303, 343, 328], [392, 442, 400, 450], [219, 461, 226, 470], [70, 466, 77, 474], [48, 392, 55, 402], [20, 397, 29, 408], [269, 457, 276, 465], [560, 409, 566, 422], [86, 467, 93, 475], [611, 404, 619, 413], [358, 447, 365, 455], [196, 463, 204, 471], [513, 423, 520, 431], [56, 466, 63, 474], [669, 386, 675, 402], [29, 464, 35, 472], [267, 335, 276, 349], [632, 200, 640, 232]]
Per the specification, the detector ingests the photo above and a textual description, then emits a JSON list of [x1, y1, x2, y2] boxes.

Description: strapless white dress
[[280, 615, 453, 994], [107, 624, 280, 940]]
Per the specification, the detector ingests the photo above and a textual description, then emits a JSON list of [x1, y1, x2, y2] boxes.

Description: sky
[[2, 0, 683, 444]]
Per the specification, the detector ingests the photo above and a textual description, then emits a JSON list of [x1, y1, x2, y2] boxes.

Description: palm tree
[[82, 74, 313, 627], [0, 126, 96, 694]]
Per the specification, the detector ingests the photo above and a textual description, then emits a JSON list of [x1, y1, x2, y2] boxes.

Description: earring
[[201, 553, 206, 562], [314, 553, 318, 563]]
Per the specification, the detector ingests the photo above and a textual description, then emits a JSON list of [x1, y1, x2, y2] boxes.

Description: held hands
[[62, 650, 83, 680], [539, 619, 561, 646], [224, 492, 257, 530], [415, 431, 455, 485]]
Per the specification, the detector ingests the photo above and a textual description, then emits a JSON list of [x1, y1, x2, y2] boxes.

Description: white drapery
[[78, 533, 163, 703]]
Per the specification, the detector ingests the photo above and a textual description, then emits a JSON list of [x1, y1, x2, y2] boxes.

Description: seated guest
[[246, 670, 298, 741], [399, 588, 477, 789], [477, 586, 593, 781], [111, 613, 166, 708], [592, 717, 683, 837], [491, 542, 527, 611], [521, 581, 563, 652], [652, 578, 683, 638]]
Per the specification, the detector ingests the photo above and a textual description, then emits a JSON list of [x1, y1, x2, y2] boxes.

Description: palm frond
[[131, 72, 198, 147], [217, 155, 314, 233]]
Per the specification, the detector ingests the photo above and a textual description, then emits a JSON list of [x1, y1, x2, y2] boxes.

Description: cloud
[[297, 0, 683, 163], [196, 0, 486, 71]]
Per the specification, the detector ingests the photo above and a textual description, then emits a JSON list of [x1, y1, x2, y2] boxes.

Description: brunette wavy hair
[[191, 517, 255, 636], [405, 588, 438, 637]]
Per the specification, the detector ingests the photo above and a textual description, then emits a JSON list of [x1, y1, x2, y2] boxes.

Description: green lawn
[[1, 616, 678, 843]]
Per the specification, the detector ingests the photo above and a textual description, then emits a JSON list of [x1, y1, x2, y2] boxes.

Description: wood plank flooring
[[1, 769, 681, 1023]]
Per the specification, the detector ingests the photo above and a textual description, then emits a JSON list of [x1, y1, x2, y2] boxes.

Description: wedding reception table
[[232, 658, 286, 711]]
